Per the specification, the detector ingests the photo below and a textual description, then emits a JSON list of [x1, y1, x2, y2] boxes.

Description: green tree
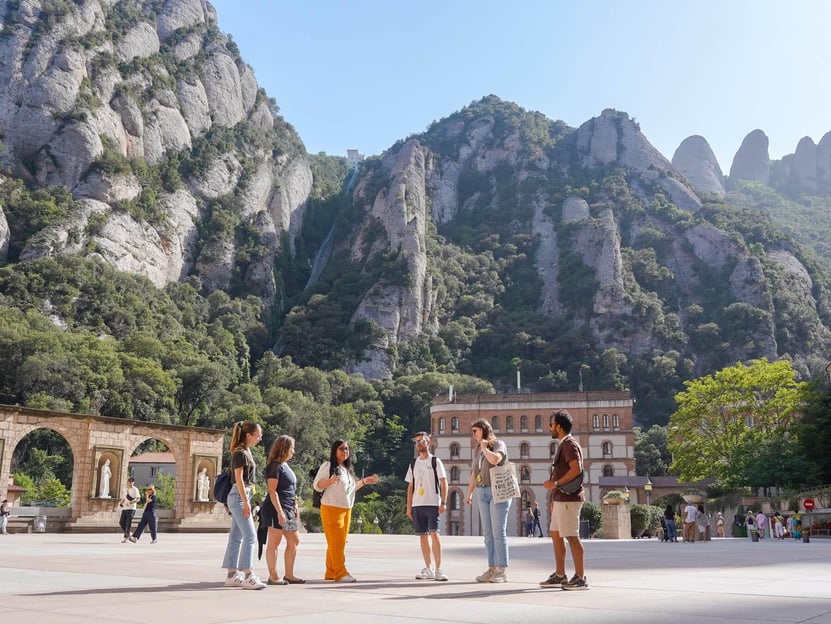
[[668, 359, 806, 488], [634, 425, 670, 476], [37, 478, 71, 507], [795, 380, 831, 485], [153, 473, 176, 510]]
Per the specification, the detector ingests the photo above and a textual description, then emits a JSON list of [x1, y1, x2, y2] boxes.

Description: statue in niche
[[197, 467, 210, 501], [99, 458, 112, 498]]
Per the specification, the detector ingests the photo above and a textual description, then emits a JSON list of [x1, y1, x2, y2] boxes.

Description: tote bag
[[489, 460, 520, 503]]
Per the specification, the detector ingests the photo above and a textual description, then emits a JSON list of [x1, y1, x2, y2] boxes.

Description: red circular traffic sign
[[804, 498, 815, 510]]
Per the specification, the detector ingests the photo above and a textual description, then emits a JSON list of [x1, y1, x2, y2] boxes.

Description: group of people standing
[[220, 421, 380, 589], [219, 410, 590, 592]]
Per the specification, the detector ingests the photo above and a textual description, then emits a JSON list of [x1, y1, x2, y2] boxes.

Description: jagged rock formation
[[729, 129, 771, 184], [671, 135, 725, 198], [576, 109, 701, 211], [0, 0, 310, 297]]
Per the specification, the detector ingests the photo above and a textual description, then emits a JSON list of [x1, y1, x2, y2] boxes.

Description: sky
[[209, 1, 831, 171]]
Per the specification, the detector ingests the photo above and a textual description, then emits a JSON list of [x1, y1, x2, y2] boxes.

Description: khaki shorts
[[549, 501, 583, 537]]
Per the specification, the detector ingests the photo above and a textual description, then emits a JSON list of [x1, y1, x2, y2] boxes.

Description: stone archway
[[0, 405, 226, 530]]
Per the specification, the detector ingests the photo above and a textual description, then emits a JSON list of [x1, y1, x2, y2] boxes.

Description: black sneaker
[[539, 573, 568, 588], [561, 574, 589, 591]]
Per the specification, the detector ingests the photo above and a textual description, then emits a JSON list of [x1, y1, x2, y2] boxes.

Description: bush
[[580, 501, 602, 535]]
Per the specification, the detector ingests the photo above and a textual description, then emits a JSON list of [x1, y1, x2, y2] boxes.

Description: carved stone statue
[[197, 467, 210, 501], [99, 459, 112, 498]]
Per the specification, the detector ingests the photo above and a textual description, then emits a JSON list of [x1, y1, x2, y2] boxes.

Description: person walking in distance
[[118, 477, 140, 543], [683, 500, 698, 542], [0, 498, 10, 534], [532, 501, 544, 537], [406, 432, 449, 582], [539, 410, 589, 590], [129, 484, 158, 543], [221, 421, 266, 589], [663, 504, 678, 542]]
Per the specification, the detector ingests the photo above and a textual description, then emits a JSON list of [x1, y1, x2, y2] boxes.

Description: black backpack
[[410, 456, 439, 494], [311, 463, 336, 509], [214, 469, 232, 504]]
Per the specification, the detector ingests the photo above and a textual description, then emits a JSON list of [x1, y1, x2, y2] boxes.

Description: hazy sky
[[210, 0, 830, 170]]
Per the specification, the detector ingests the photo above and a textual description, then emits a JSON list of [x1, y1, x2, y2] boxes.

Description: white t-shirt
[[405, 455, 447, 507], [683, 504, 697, 523], [313, 461, 357, 509], [122, 486, 140, 510]]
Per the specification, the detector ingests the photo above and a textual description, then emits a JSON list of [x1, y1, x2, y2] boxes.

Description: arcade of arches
[[0, 405, 227, 530]]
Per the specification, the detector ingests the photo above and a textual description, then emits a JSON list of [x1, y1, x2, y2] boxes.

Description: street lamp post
[[623, 486, 630, 503], [644, 475, 653, 506], [356, 516, 363, 533]]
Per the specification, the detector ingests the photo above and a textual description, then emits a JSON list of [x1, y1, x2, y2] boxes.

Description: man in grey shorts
[[540, 410, 589, 590], [405, 431, 449, 582]]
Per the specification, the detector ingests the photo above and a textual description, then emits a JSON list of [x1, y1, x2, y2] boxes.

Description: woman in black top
[[221, 421, 266, 590], [663, 504, 678, 542], [129, 484, 157, 543], [262, 435, 304, 584]]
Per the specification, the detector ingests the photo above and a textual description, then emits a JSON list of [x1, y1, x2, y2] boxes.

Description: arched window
[[451, 416, 459, 432], [439, 417, 446, 434], [550, 442, 558, 458], [450, 443, 460, 459], [535, 415, 542, 431], [613, 413, 620, 429], [506, 415, 514, 431], [592, 414, 599, 430], [520, 442, 530, 459], [492, 416, 500, 431], [519, 415, 527, 431], [521, 490, 532, 511], [450, 491, 461, 510], [520, 466, 531, 483], [603, 464, 614, 477], [602, 414, 609, 429], [602, 441, 612, 458], [450, 466, 460, 482]]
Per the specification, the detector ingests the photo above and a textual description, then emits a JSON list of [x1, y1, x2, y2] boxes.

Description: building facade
[[430, 391, 635, 537]]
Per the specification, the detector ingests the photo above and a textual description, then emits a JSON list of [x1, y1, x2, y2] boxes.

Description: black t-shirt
[[230, 448, 256, 486], [143, 492, 156, 513], [265, 461, 297, 510]]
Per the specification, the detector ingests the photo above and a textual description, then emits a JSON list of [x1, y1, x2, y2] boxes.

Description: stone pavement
[[1, 532, 830, 624]]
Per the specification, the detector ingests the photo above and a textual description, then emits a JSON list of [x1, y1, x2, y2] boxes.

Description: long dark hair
[[471, 418, 497, 450], [328, 439, 354, 474]]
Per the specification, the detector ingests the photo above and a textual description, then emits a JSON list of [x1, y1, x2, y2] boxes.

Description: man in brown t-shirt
[[540, 410, 588, 590]]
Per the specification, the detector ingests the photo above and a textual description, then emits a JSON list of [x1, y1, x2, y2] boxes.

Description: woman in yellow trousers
[[313, 439, 378, 582]]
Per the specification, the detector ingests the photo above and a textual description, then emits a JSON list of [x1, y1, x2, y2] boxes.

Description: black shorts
[[412, 506, 440, 535]]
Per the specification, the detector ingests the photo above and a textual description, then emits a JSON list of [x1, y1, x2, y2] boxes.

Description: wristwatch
[[554, 480, 559, 487]]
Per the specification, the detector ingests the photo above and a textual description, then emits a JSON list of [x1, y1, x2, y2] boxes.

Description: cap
[[127, 477, 135, 482]]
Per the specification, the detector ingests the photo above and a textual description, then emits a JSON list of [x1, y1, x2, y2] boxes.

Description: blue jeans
[[664, 519, 677, 541], [475, 486, 511, 568], [222, 487, 257, 571]]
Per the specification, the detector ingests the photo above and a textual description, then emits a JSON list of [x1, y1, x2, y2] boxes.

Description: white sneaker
[[335, 574, 357, 583], [489, 568, 508, 583], [151, 539, 158, 544], [434, 568, 448, 582], [415, 567, 433, 580], [224, 573, 244, 588], [121, 537, 128, 543], [241, 574, 266, 590], [476, 568, 494, 582]]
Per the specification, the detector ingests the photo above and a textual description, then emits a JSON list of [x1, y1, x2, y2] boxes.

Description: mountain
[[1, 1, 831, 428]]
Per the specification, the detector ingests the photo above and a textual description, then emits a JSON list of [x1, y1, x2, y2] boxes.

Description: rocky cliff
[[0, 0, 311, 299], [324, 97, 831, 380]]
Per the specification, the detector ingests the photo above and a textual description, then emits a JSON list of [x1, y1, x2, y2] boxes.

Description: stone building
[[430, 391, 634, 537]]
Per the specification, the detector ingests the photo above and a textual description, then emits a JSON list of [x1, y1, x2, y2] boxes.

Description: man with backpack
[[405, 431, 448, 582]]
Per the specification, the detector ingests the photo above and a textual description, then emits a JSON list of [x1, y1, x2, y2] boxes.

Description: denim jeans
[[222, 487, 257, 571], [664, 519, 677, 541], [0, 513, 7, 534], [475, 486, 511, 568]]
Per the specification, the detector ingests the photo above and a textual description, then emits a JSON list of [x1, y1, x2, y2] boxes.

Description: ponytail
[[230, 421, 259, 451]]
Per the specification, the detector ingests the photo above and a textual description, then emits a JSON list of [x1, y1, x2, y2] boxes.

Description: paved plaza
[[1, 532, 830, 623]]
